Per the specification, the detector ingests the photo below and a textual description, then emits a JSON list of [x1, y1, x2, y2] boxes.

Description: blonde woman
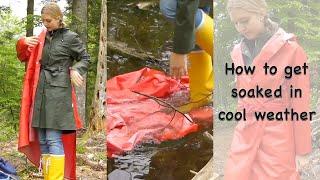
[[16, 2, 89, 179], [224, 0, 312, 179]]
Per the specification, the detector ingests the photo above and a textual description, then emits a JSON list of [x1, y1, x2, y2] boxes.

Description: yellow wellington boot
[[47, 155, 65, 180], [195, 10, 213, 57], [42, 154, 50, 180], [179, 50, 214, 113]]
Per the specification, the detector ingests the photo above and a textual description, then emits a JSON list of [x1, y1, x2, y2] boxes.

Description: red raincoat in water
[[224, 28, 312, 180], [16, 29, 82, 179], [106, 68, 213, 157]]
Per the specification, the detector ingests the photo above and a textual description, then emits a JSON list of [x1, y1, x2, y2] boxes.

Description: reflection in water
[[107, 128, 212, 180], [107, 0, 173, 58], [108, 141, 158, 179]]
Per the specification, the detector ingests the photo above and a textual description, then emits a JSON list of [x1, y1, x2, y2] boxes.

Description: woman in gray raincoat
[[16, 2, 89, 179]]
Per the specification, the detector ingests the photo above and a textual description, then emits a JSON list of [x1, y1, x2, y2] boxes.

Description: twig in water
[[190, 170, 198, 175], [131, 90, 193, 123]]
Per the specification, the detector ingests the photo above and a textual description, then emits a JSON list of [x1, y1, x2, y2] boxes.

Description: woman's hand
[[70, 69, 84, 87], [25, 36, 39, 47], [169, 52, 188, 79]]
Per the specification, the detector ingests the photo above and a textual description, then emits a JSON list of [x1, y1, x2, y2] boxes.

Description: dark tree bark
[[26, 0, 34, 36]]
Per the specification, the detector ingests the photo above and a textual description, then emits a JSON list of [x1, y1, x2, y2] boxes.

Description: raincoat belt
[[40, 65, 68, 77]]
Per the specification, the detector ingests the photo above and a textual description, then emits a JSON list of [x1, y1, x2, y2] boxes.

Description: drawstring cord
[[37, 155, 50, 176], [38, 157, 43, 174]]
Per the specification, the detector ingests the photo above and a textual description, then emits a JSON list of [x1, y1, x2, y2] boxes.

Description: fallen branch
[[136, 1, 157, 10], [203, 131, 214, 142], [107, 40, 162, 62], [133, 36, 156, 62], [131, 90, 193, 123], [190, 170, 197, 175], [77, 154, 106, 171]]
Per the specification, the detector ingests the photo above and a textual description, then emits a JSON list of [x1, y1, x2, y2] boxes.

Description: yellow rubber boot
[[179, 50, 213, 112], [41, 154, 50, 180], [47, 155, 65, 180], [195, 10, 213, 57]]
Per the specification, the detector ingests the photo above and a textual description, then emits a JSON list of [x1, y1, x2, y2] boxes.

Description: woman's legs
[[159, 0, 203, 28], [38, 128, 65, 180], [159, 0, 177, 22], [160, 0, 214, 111], [38, 128, 49, 154], [38, 128, 64, 155], [46, 129, 64, 155]]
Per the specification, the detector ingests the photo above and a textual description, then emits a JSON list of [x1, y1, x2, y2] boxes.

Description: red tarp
[[106, 68, 213, 157]]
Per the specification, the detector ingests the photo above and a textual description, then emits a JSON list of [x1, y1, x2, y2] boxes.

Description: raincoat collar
[[47, 27, 68, 37], [241, 31, 274, 65], [240, 19, 279, 65], [231, 27, 296, 67]]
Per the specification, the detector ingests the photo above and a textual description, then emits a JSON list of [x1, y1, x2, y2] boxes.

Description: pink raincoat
[[224, 28, 312, 180]]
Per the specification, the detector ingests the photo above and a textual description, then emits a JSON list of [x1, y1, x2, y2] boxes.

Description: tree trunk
[[26, 0, 34, 37], [90, 0, 107, 131], [71, 0, 88, 126], [71, 0, 88, 44]]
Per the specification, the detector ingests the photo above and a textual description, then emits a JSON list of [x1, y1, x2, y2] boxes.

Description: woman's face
[[41, 13, 60, 31], [229, 8, 265, 40]]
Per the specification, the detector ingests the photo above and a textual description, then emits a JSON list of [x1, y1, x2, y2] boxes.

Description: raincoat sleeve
[[290, 45, 312, 155], [69, 33, 90, 75], [16, 37, 31, 62], [173, 0, 199, 54]]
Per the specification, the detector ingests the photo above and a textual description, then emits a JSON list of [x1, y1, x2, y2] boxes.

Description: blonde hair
[[227, 0, 268, 16], [41, 2, 65, 27]]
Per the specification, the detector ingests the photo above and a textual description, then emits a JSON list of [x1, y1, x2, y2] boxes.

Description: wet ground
[[107, 0, 213, 179]]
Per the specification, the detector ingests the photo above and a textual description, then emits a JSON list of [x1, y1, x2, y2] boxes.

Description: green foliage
[[214, 0, 239, 111], [86, 0, 101, 122], [268, 0, 320, 62], [0, 119, 16, 142], [0, 9, 25, 134], [0, 9, 24, 40], [25, 14, 42, 30]]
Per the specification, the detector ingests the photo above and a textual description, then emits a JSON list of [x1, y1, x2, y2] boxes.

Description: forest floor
[[0, 130, 106, 180]]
